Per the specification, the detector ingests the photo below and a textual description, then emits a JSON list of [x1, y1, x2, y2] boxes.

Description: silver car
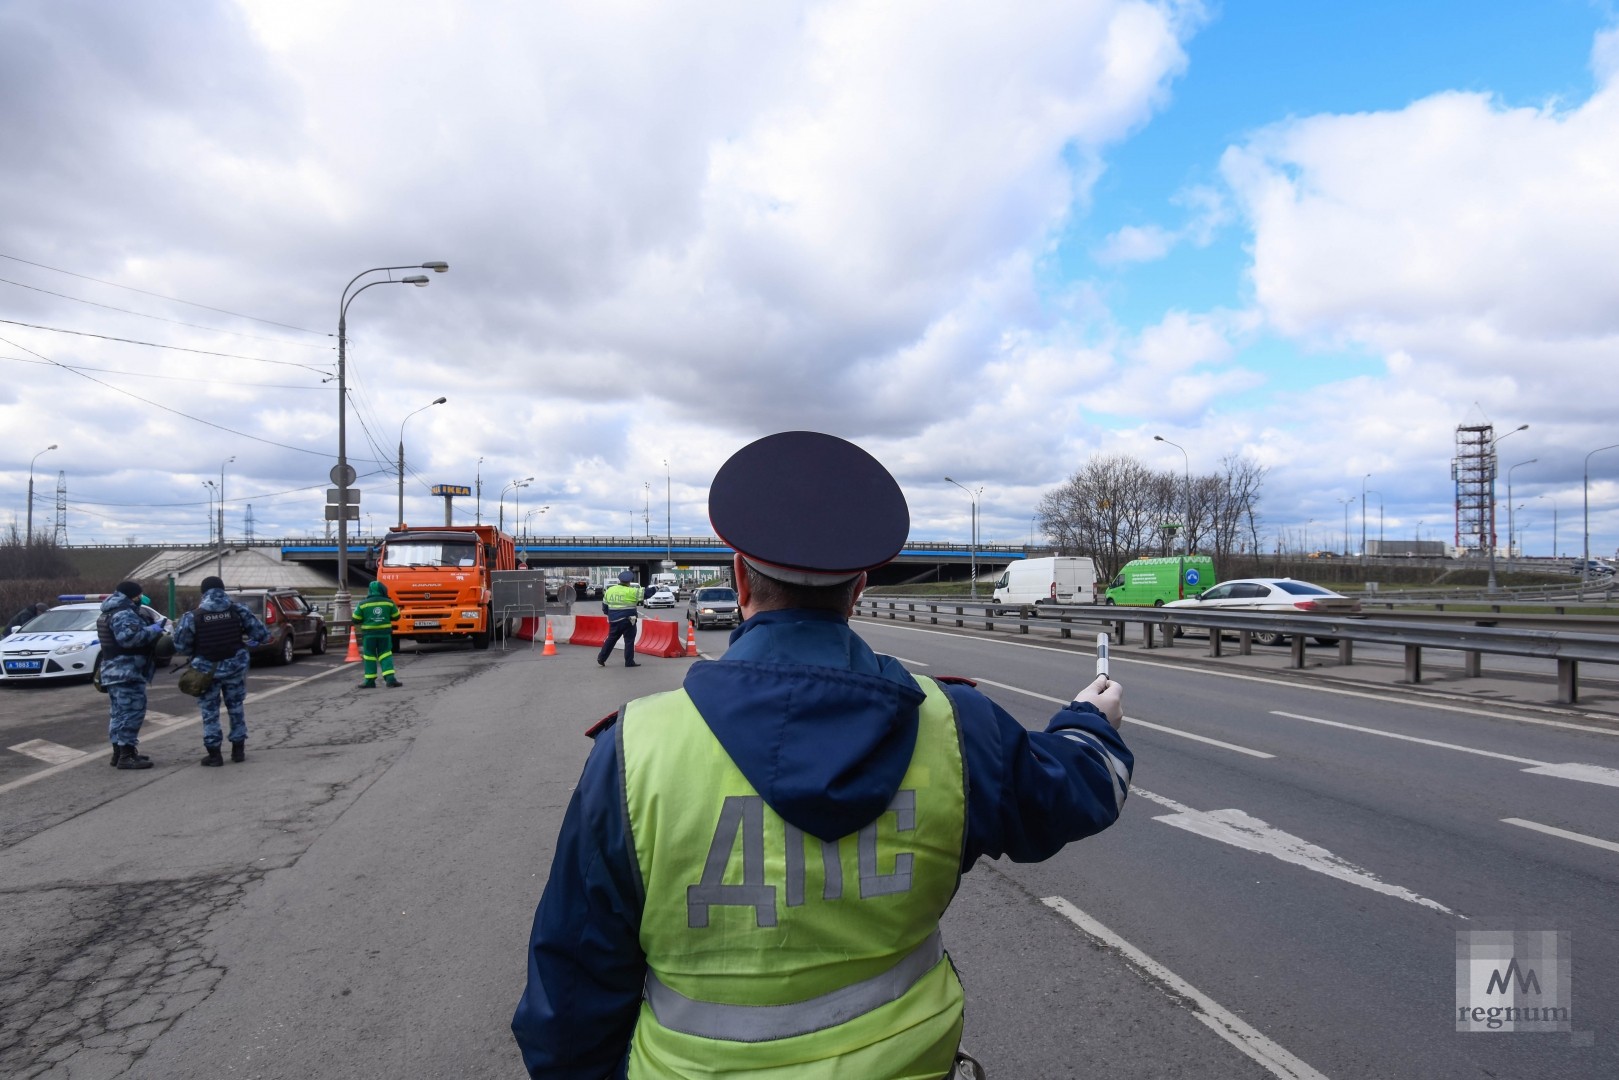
[[687, 587, 741, 629]]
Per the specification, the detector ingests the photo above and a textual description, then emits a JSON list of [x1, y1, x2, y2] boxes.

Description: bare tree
[[1037, 452, 1268, 580]]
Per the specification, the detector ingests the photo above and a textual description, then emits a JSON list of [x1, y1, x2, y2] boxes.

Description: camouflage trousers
[[106, 681, 149, 746], [198, 673, 249, 748]]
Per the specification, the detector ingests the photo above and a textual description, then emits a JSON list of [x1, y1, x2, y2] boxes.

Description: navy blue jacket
[[511, 608, 1133, 1078]]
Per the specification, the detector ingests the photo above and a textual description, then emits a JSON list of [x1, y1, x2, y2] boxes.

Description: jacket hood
[[682, 609, 925, 842], [198, 587, 232, 612], [100, 593, 135, 615], [368, 580, 387, 597]]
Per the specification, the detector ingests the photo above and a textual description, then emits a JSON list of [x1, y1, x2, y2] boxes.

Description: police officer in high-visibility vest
[[512, 432, 1131, 1079], [596, 570, 644, 668]]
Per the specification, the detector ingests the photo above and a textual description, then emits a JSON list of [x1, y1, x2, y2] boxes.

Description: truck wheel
[[1104, 598, 1115, 606], [1153, 599, 1165, 607], [471, 606, 492, 650]]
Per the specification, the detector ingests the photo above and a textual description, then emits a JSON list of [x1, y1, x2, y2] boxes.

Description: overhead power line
[[0, 275, 332, 349], [0, 332, 349, 458], [2, 354, 324, 390], [0, 317, 331, 375], [0, 252, 328, 335]]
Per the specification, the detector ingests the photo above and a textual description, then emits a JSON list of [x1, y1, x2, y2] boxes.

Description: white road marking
[[0, 662, 353, 798], [8, 739, 88, 765], [1502, 818, 1619, 855], [887, 655, 930, 667], [1041, 896, 1331, 1080], [853, 619, 1619, 735], [971, 677, 1275, 759], [1133, 788, 1459, 917], [1271, 711, 1619, 789]]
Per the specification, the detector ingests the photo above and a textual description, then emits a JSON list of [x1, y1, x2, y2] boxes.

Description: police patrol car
[[0, 595, 165, 683]]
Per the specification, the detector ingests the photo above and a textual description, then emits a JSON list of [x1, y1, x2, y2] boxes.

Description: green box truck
[[1103, 555, 1216, 606]]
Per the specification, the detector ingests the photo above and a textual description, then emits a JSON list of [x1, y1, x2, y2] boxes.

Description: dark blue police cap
[[709, 431, 909, 586]]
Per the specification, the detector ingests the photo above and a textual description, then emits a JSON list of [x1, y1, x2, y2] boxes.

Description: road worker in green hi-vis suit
[[352, 580, 401, 688]]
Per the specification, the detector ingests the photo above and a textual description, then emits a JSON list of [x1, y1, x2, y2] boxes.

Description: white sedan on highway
[[1163, 577, 1360, 646], [0, 598, 167, 683], [642, 588, 677, 609]]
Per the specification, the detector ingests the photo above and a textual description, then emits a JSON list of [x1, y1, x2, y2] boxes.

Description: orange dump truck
[[372, 524, 516, 649]]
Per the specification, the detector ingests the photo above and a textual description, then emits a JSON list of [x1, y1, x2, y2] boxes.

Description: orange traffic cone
[[685, 621, 699, 657], [344, 630, 361, 663], [542, 619, 557, 656]]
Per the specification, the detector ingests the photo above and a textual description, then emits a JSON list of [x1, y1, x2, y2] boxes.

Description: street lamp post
[[1360, 473, 1371, 563], [1154, 435, 1191, 597], [397, 396, 447, 528], [522, 506, 549, 565], [203, 480, 217, 546], [943, 477, 981, 600], [499, 477, 532, 534], [1538, 494, 1558, 558], [1505, 458, 1537, 570], [1364, 489, 1384, 560], [1486, 424, 1528, 592], [217, 455, 235, 578], [25, 444, 57, 546], [1584, 442, 1619, 586], [334, 261, 449, 631], [1337, 496, 1354, 556], [475, 457, 484, 525]]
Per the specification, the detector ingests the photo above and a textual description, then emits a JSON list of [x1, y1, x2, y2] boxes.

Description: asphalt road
[[1, 613, 1614, 1078]]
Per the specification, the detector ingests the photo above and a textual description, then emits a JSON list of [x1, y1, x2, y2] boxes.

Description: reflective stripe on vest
[[645, 928, 944, 1043], [619, 677, 967, 1076]]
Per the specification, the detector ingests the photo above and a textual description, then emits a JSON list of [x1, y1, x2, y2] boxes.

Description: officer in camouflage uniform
[[352, 579, 401, 688], [173, 575, 270, 766], [99, 580, 170, 771]]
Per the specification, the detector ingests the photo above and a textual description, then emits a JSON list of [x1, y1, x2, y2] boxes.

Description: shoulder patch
[[585, 710, 620, 739], [935, 675, 978, 687]]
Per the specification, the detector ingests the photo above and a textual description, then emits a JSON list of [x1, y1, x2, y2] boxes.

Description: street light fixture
[[203, 480, 218, 546], [1538, 494, 1558, 559], [522, 506, 550, 565], [1584, 442, 1619, 586], [1336, 496, 1355, 556], [1486, 424, 1528, 592], [1505, 458, 1537, 569], [25, 444, 57, 546], [1365, 489, 1383, 555], [334, 261, 449, 629], [499, 477, 533, 533], [216, 455, 235, 578], [943, 477, 982, 600], [397, 396, 447, 527], [664, 459, 673, 570], [1154, 435, 1191, 597]]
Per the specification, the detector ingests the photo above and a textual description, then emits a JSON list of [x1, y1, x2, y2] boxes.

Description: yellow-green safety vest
[[619, 675, 967, 1078], [605, 583, 643, 610]]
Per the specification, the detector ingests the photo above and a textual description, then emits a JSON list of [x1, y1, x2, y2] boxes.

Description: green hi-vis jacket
[[353, 595, 400, 632], [620, 678, 966, 1077]]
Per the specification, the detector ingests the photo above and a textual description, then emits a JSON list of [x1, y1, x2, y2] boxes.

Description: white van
[[990, 556, 1098, 613]]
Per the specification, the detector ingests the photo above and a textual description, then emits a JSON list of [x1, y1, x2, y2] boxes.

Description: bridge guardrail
[[852, 598, 1619, 705]]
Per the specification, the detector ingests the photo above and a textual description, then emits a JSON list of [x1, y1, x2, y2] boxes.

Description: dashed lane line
[[971, 676, 1276, 759], [1271, 711, 1619, 789], [1501, 818, 1619, 856], [1041, 895, 1331, 1080]]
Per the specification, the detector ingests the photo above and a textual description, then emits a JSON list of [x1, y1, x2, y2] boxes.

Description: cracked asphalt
[[0, 635, 620, 1078]]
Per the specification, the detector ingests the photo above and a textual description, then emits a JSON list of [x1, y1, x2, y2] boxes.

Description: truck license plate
[[413, 620, 440, 629]]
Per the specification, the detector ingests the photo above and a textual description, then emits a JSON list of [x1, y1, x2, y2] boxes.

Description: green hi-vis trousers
[[360, 631, 396, 683]]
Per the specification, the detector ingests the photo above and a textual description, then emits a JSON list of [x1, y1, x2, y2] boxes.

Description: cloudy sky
[[2, 0, 1617, 561]]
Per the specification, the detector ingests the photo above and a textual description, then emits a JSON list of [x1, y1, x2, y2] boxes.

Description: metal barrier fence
[[852, 598, 1619, 705]]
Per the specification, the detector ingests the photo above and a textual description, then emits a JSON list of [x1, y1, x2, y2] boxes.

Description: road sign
[[431, 484, 471, 497], [323, 505, 360, 521], [329, 463, 357, 487], [327, 489, 361, 504]]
